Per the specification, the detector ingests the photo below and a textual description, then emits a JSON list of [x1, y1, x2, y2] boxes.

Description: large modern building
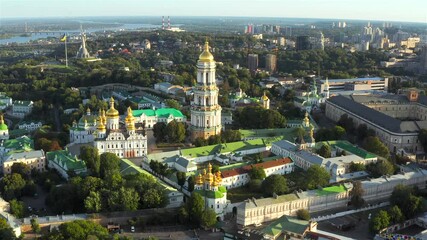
[[265, 54, 277, 73], [326, 91, 426, 154], [247, 54, 259, 73], [317, 77, 389, 95], [190, 41, 222, 140]]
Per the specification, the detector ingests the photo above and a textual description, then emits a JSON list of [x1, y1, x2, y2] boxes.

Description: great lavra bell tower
[[190, 41, 222, 140]]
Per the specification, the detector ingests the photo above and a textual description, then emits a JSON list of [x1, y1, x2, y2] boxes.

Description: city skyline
[[2, 0, 427, 23]]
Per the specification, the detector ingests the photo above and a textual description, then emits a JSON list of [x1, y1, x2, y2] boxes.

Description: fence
[[311, 202, 389, 222]]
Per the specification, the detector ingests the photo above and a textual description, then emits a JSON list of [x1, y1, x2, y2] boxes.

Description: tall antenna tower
[[168, 16, 171, 30], [162, 16, 165, 30]]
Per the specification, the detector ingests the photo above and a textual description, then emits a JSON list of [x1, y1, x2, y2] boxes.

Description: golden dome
[[106, 97, 119, 118], [125, 106, 134, 123], [215, 171, 222, 182], [212, 176, 219, 187], [262, 92, 269, 101], [86, 108, 91, 115], [204, 163, 214, 183], [196, 174, 203, 185], [97, 116, 106, 131], [199, 41, 214, 63]]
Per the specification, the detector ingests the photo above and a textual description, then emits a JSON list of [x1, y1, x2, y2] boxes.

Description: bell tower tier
[[190, 41, 222, 140]]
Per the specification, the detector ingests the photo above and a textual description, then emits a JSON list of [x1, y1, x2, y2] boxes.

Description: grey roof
[[327, 95, 403, 133], [164, 155, 196, 169], [320, 77, 384, 83], [273, 140, 324, 165], [4, 150, 44, 162]]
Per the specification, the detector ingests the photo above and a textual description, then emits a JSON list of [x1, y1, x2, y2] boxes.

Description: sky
[[1, 0, 427, 23]]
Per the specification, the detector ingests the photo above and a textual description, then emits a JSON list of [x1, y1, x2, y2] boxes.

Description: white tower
[[190, 41, 222, 140], [324, 77, 330, 99]]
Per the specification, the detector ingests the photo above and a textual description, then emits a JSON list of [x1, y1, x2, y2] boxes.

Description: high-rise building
[[265, 54, 277, 73], [247, 54, 259, 73], [278, 37, 286, 46], [296, 36, 310, 51], [190, 41, 222, 140], [284, 26, 292, 37], [421, 45, 427, 72]]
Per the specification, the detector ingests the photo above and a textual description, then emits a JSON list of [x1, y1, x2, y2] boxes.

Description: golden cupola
[[102, 109, 107, 125], [126, 107, 136, 131], [199, 41, 214, 63], [215, 171, 222, 184], [195, 174, 203, 185], [204, 162, 214, 184], [125, 107, 135, 123], [106, 97, 119, 118], [262, 91, 269, 101], [96, 115, 106, 131]]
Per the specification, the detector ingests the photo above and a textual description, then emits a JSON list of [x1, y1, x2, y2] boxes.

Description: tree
[[84, 191, 102, 213], [366, 160, 394, 178], [296, 209, 310, 220], [141, 188, 164, 209], [332, 126, 346, 139], [178, 206, 189, 224], [0, 173, 26, 200], [153, 122, 167, 143], [363, 136, 390, 158], [165, 99, 181, 109], [221, 130, 241, 143], [389, 205, 404, 224], [0, 218, 16, 240], [317, 144, 331, 158], [187, 176, 195, 192], [349, 162, 365, 172], [31, 218, 41, 236], [249, 166, 266, 180], [200, 208, 217, 228], [248, 179, 263, 192], [41, 220, 109, 240], [262, 175, 288, 196], [187, 192, 204, 224], [11, 162, 31, 180], [79, 146, 100, 176], [208, 135, 222, 145], [176, 172, 186, 188], [390, 184, 424, 219], [370, 210, 390, 233], [9, 199, 25, 218], [194, 137, 207, 147], [165, 120, 186, 143], [99, 152, 120, 179], [305, 165, 330, 189], [350, 181, 365, 208], [356, 124, 369, 140]]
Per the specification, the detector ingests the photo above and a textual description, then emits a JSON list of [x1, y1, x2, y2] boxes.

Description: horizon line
[[1, 15, 427, 25]]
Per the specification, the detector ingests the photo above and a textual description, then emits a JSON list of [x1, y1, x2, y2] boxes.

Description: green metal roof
[[46, 150, 87, 172], [194, 189, 225, 199], [262, 215, 310, 237], [133, 108, 184, 118], [120, 158, 151, 176], [1, 136, 34, 151], [0, 123, 8, 131]]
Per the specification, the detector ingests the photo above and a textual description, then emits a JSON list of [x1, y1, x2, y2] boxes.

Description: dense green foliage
[[350, 181, 365, 208], [363, 136, 390, 158], [39, 220, 109, 240], [296, 209, 310, 221], [262, 175, 288, 196], [366, 160, 395, 178], [304, 165, 330, 190], [390, 184, 424, 219], [233, 106, 286, 129], [249, 166, 266, 180], [370, 210, 390, 233], [316, 144, 332, 158]]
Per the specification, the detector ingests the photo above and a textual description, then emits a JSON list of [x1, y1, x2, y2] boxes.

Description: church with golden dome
[[194, 163, 228, 218], [70, 97, 147, 158], [190, 41, 222, 140]]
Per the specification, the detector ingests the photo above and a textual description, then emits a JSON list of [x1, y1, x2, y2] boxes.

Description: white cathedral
[[70, 97, 147, 158]]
